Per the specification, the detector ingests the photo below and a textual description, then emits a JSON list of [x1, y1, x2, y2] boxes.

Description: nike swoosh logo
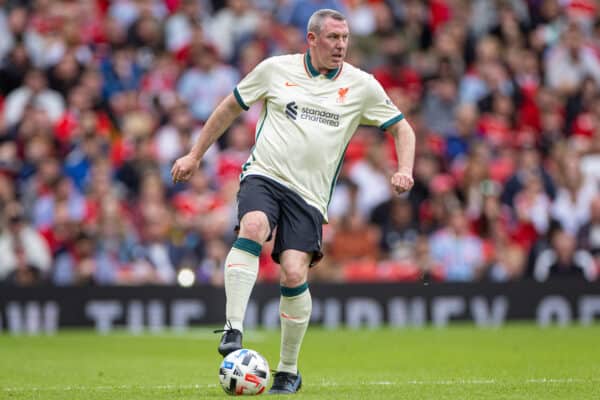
[[285, 82, 299, 87], [226, 263, 248, 268], [280, 312, 301, 321]]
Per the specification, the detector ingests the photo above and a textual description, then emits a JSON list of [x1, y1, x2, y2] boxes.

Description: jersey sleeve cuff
[[233, 87, 249, 111], [380, 114, 404, 130]]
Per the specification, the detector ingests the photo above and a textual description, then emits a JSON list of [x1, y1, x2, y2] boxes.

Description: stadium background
[[0, 0, 599, 306]]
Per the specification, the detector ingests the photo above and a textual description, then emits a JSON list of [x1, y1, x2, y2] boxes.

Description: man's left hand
[[391, 171, 414, 194]]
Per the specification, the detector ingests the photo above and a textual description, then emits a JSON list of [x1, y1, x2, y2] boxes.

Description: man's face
[[308, 17, 349, 71]]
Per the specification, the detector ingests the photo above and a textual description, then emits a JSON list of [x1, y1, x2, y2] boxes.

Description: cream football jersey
[[234, 52, 404, 220]]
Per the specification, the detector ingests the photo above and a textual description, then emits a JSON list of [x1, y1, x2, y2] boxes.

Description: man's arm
[[171, 93, 244, 182], [387, 118, 415, 194]]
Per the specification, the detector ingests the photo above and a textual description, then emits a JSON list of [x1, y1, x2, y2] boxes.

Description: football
[[218, 349, 271, 395]]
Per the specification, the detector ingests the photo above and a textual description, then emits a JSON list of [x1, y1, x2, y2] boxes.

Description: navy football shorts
[[236, 175, 324, 266]]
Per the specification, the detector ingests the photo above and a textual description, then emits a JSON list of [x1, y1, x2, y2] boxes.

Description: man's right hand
[[171, 153, 200, 183]]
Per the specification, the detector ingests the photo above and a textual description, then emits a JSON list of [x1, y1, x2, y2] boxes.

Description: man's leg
[[269, 249, 311, 394], [218, 211, 270, 356]]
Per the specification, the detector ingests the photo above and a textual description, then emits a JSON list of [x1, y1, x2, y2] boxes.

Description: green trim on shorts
[[233, 238, 262, 256], [280, 282, 309, 297]]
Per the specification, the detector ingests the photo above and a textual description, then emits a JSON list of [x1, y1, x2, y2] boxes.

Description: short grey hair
[[307, 9, 346, 35]]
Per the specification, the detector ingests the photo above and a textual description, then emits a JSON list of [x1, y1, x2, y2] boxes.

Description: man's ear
[[307, 32, 316, 45]]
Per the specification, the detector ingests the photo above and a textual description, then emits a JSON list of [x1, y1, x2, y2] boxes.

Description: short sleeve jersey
[[234, 52, 404, 221]]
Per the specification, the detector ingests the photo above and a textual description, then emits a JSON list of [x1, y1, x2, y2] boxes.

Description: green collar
[[304, 51, 341, 80]]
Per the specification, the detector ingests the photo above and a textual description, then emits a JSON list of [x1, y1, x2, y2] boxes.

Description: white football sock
[[277, 284, 312, 374], [223, 238, 261, 333]]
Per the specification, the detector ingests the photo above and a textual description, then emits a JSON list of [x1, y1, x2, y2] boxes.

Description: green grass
[[1, 324, 599, 399]]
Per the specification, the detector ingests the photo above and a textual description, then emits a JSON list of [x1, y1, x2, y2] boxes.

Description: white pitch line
[[2, 378, 596, 393], [1, 384, 217, 392], [525, 378, 589, 384], [104, 330, 267, 341]]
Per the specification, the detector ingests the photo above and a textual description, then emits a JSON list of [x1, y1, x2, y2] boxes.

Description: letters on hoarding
[[1, 281, 599, 334]]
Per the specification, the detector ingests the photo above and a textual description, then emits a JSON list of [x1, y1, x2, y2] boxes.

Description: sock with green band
[[223, 238, 261, 332], [277, 283, 311, 374]]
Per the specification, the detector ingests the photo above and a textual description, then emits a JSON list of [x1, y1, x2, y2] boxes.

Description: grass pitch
[[1, 324, 599, 399]]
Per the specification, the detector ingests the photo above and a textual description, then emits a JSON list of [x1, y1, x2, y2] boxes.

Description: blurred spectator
[[501, 145, 555, 207], [64, 131, 110, 193], [33, 176, 86, 230], [550, 149, 598, 235], [3, 68, 65, 127], [0, 5, 44, 68], [0, 202, 52, 285], [488, 243, 527, 282], [0, 173, 16, 205], [233, 11, 275, 66], [94, 194, 140, 284], [348, 130, 393, 217], [460, 143, 492, 219], [477, 92, 516, 150], [216, 119, 252, 185], [38, 200, 80, 257], [416, 164, 456, 234], [196, 238, 226, 285], [414, 234, 444, 283], [130, 202, 177, 284], [327, 174, 358, 224], [154, 102, 205, 174], [579, 124, 600, 183], [533, 226, 597, 281], [108, 0, 167, 29], [116, 114, 159, 197], [487, 1, 530, 47], [529, 0, 566, 49], [565, 76, 598, 137], [344, 0, 376, 37], [208, 0, 260, 63], [280, 0, 346, 36], [395, 0, 430, 54], [545, 22, 600, 96], [371, 32, 422, 102], [127, 15, 164, 69], [512, 171, 551, 248], [0, 137, 21, 177], [165, 0, 211, 54], [430, 207, 485, 281], [470, 0, 530, 38], [459, 36, 510, 104], [422, 76, 459, 136], [328, 209, 380, 266], [20, 156, 61, 216], [47, 52, 84, 98], [577, 195, 600, 267], [445, 103, 479, 162], [408, 152, 438, 211], [176, 42, 238, 122], [0, 42, 32, 96], [84, 157, 126, 227], [101, 46, 144, 101], [375, 196, 419, 263], [53, 230, 116, 286], [139, 52, 181, 112]]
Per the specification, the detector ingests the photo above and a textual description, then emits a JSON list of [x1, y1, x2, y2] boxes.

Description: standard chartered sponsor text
[[300, 107, 340, 127]]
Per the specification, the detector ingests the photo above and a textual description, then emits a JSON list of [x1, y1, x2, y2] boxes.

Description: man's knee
[[280, 251, 310, 287], [239, 211, 270, 243], [280, 268, 307, 288]]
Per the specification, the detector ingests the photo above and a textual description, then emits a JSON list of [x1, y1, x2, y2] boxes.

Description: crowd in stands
[[1, 0, 599, 287]]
